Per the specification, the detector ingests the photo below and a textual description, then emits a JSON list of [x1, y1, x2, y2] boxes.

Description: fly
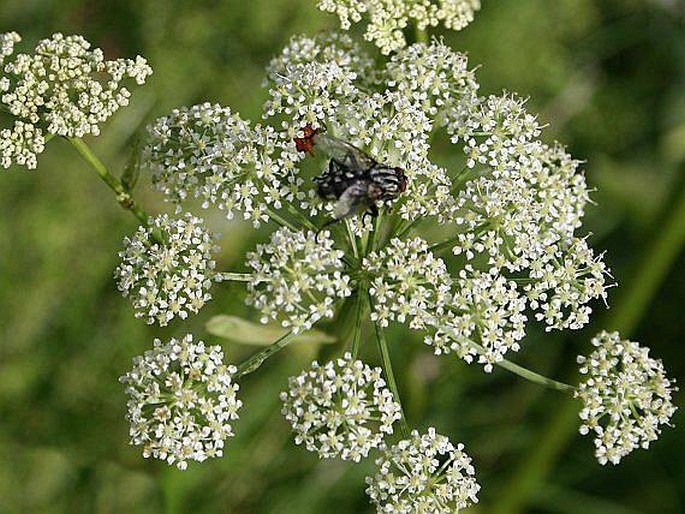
[[294, 126, 408, 226]]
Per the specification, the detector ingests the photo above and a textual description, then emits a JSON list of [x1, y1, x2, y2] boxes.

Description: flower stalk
[[68, 137, 149, 225], [371, 294, 410, 439], [233, 330, 299, 378]]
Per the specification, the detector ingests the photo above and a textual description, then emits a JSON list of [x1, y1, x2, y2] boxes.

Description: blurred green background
[[1, 0, 683, 513]]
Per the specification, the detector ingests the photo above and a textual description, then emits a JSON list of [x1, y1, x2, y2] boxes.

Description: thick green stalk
[[494, 183, 685, 513], [233, 330, 298, 378], [493, 355, 576, 394], [68, 137, 149, 225]]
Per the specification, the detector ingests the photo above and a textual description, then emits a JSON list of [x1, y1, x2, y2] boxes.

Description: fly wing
[[332, 180, 374, 220], [313, 133, 377, 172]]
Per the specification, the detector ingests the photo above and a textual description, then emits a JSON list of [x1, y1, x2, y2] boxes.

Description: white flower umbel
[[576, 331, 677, 465], [152, 34, 612, 372], [0, 120, 45, 170], [366, 427, 480, 513], [142, 102, 298, 227], [426, 267, 528, 372], [115, 213, 218, 326], [316, 0, 481, 54], [365, 237, 452, 330], [280, 353, 401, 461], [120, 334, 242, 470], [245, 227, 351, 333], [1, 33, 151, 148]]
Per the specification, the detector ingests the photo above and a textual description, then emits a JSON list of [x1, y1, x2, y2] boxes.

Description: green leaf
[[206, 315, 336, 346]]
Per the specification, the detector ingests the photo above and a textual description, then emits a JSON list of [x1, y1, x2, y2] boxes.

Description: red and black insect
[[295, 126, 408, 224]]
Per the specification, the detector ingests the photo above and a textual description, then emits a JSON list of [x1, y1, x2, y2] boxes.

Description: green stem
[[266, 208, 298, 232], [494, 354, 576, 394], [233, 330, 299, 379], [415, 27, 429, 44], [427, 234, 460, 254], [217, 272, 253, 282], [344, 219, 360, 260], [370, 294, 410, 438], [494, 182, 685, 513], [286, 202, 318, 232], [349, 287, 366, 358], [68, 137, 149, 225]]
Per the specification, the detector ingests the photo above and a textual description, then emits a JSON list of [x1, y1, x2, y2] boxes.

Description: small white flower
[[120, 334, 242, 470], [0, 120, 45, 170], [1, 32, 151, 170], [576, 331, 677, 465], [365, 237, 452, 330], [245, 227, 351, 333], [426, 266, 527, 372], [142, 102, 298, 227], [1, 33, 152, 139], [115, 213, 218, 326], [280, 353, 401, 461], [366, 427, 480, 513], [316, 0, 481, 54], [0, 32, 20, 65]]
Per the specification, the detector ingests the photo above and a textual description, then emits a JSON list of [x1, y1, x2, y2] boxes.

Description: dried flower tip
[[120, 334, 242, 470], [115, 213, 218, 326], [245, 227, 351, 333], [366, 427, 480, 513], [281, 353, 402, 462], [576, 331, 677, 465]]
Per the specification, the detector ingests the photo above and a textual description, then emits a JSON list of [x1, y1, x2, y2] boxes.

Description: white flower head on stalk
[[115, 213, 218, 326], [245, 227, 352, 333], [120, 334, 242, 470], [0, 33, 152, 167], [365, 237, 452, 330], [576, 331, 677, 465], [426, 267, 527, 372], [280, 353, 402, 461], [141, 102, 299, 227], [316, 0, 481, 54], [366, 427, 480, 513]]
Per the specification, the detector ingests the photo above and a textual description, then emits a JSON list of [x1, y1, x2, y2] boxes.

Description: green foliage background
[[0, 1, 683, 513]]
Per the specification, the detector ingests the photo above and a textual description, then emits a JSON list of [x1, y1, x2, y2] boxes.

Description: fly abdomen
[[368, 165, 407, 200]]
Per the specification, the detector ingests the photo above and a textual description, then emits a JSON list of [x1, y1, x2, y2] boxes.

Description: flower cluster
[[366, 427, 480, 513], [245, 227, 352, 332], [142, 102, 300, 226], [120, 334, 242, 470], [427, 267, 527, 372], [115, 213, 218, 326], [365, 237, 452, 330], [316, 0, 481, 54], [1, 32, 151, 169], [576, 331, 677, 465], [280, 353, 402, 461], [139, 33, 610, 367]]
